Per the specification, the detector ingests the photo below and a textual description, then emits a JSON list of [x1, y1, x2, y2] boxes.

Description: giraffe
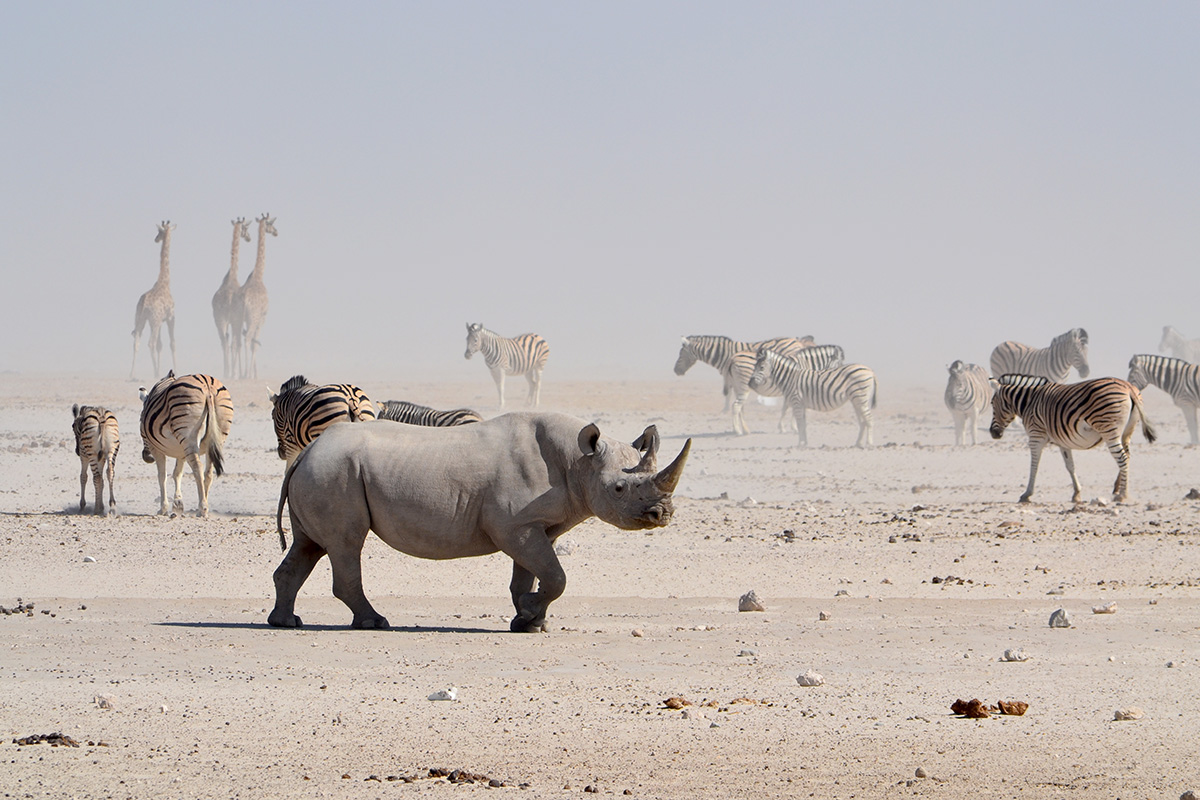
[[130, 221, 177, 380], [211, 218, 251, 379], [235, 213, 277, 379]]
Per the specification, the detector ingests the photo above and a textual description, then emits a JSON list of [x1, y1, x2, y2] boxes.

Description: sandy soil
[[2, 371, 1199, 799]]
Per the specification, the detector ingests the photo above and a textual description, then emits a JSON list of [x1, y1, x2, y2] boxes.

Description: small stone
[[1092, 602, 1118, 614], [93, 694, 116, 710], [796, 669, 824, 687], [738, 649, 757, 658], [738, 590, 766, 612], [663, 696, 691, 709], [997, 699, 1028, 716], [1184, 488, 1200, 500], [915, 767, 927, 778], [427, 687, 457, 701], [681, 708, 705, 720], [631, 628, 644, 638], [834, 589, 849, 597], [1114, 707, 1144, 721], [1001, 648, 1031, 662], [1167, 661, 1177, 668], [1180, 790, 1197, 800], [1048, 608, 1072, 628], [553, 539, 576, 556], [83, 556, 96, 563], [818, 611, 831, 621]]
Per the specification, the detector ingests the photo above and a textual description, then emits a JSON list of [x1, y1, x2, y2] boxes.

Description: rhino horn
[[653, 438, 692, 492], [630, 425, 659, 472]]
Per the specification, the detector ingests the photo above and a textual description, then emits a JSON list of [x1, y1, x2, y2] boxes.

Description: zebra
[[943, 360, 993, 446], [376, 400, 483, 427], [727, 344, 845, 435], [269, 375, 376, 467], [464, 323, 550, 408], [72, 404, 119, 516], [1127, 354, 1200, 445], [673, 335, 818, 433], [1159, 326, 1200, 364], [989, 328, 1089, 382], [749, 348, 877, 447], [989, 374, 1156, 504], [139, 371, 233, 518]]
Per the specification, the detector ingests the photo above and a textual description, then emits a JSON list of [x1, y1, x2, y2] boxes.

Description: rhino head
[[577, 423, 691, 530]]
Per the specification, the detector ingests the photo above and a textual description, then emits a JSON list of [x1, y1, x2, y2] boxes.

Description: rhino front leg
[[502, 529, 565, 633], [328, 546, 390, 630], [268, 527, 327, 628]]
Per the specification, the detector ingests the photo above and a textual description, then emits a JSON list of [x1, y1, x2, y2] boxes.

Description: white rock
[[93, 694, 116, 710], [1092, 602, 1118, 614], [83, 556, 96, 563], [834, 590, 850, 597], [553, 539, 576, 556], [1113, 706, 1144, 721], [1048, 608, 1072, 628], [681, 708, 705, 720], [1001, 648, 1031, 662], [818, 611, 831, 621], [427, 687, 457, 701], [631, 628, 644, 638], [738, 649, 757, 658], [738, 590, 766, 612], [796, 669, 825, 687]]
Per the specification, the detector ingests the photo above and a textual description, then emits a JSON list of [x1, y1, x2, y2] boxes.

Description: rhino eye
[[613, 480, 626, 494]]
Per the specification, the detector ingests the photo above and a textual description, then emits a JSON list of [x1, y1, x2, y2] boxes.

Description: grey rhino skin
[[269, 412, 691, 632]]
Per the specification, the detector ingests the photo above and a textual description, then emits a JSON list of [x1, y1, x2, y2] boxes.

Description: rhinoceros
[[269, 412, 691, 632]]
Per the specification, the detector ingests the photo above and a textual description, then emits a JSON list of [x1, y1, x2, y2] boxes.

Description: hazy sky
[[2, 2, 1197, 387]]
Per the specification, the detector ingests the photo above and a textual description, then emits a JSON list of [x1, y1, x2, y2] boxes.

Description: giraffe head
[[257, 214, 278, 237], [233, 217, 252, 242], [155, 220, 176, 242]]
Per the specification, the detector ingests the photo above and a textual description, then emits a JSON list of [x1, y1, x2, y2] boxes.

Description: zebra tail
[[1133, 391, 1157, 444], [870, 376, 879, 410], [205, 394, 226, 477]]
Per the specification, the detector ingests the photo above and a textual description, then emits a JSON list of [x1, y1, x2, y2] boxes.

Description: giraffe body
[[235, 214, 276, 379], [212, 218, 251, 379], [131, 221, 177, 380]]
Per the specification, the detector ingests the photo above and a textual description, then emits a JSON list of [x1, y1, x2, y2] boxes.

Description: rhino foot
[[510, 615, 547, 633], [267, 611, 303, 628], [352, 615, 390, 630]]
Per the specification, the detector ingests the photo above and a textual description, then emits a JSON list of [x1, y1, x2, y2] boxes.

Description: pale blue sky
[[2, 2, 1197, 385]]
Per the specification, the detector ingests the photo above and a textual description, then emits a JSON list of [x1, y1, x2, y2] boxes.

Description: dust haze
[[2, 4, 1197, 390]]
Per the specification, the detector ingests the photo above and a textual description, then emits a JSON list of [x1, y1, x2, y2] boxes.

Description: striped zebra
[[270, 375, 376, 466], [989, 374, 1156, 504], [1127, 354, 1200, 445], [749, 348, 877, 447], [464, 323, 550, 408], [377, 400, 483, 427], [72, 404, 119, 516], [673, 335, 817, 433], [139, 371, 233, 518], [989, 328, 1089, 382], [943, 360, 993, 446], [727, 344, 844, 435], [1159, 326, 1200, 364]]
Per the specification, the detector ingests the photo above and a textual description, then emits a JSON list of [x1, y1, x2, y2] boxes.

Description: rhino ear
[[630, 425, 659, 472], [578, 423, 602, 456]]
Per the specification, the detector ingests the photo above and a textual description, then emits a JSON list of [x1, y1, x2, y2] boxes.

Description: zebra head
[[989, 374, 1048, 440], [748, 348, 775, 391], [1126, 355, 1151, 390], [465, 323, 484, 359], [673, 337, 699, 376], [1064, 328, 1090, 378]]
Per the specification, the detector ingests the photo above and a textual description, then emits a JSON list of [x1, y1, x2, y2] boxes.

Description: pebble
[[834, 589, 849, 597], [796, 669, 824, 687], [818, 611, 831, 621], [83, 556, 96, 563], [1092, 602, 1118, 614], [427, 687, 457, 701], [1167, 661, 1176, 668], [738, 649, 757, 658], [681, 708, 705, 720], [915, 767, 927, 778], [631, 629, 644, 638], [93, 694, 116, 710], [553, 539, 576, 556], [1001, 648, 1031, 662], [1048, 608, 1072, 628], [1180, 790, 1197, 800], [738, 590, 766, 612], [1113, 707, 1144, 721]]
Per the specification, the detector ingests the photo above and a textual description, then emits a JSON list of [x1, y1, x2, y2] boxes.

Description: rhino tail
[[276, 447, 311, 552]]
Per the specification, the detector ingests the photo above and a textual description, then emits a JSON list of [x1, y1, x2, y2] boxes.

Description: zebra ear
[[680, 336, 689, 345], [267, 386, 278, 404], [72, 403, 80, 418]]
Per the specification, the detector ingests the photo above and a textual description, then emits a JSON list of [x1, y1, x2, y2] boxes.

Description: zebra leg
[[1059, 448, 1083, 504], [78, 458, 89, 513], [1183, 402, 1199, 446], [854, 399, 873, 448], [268, 523, 327, 628], [1104, 437, 1132, 502], [795, 404, 808, 447], [1019, 440, 1047, 503], [185, 453, 209, 518], [952, 412, 965, 446], [105, 454, 117, 516], [91, 462, 105, 516], [490, 366, 506, 409], [171, 457, 188, 515], [155, 456, 171, 515], [525, 370, 539, 407]]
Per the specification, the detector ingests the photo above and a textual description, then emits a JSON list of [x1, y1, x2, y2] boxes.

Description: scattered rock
[[1167, 661, 1177, 668], [818, 611, 831, 621], [427, 687, 457, 701], [1049, 608, 1072, 628], [663, 696, 691, 709], [834, 590, 849, 597], [631, 628, 644, 638], [681, 708, 705, 720], [950, 698, 992, 718], [93, 694, 116, 710], [738, 649, 757, 658], [915, 767, 927, 778], [12, 732, 80, 747], [738, 590, 765, 612], [1001, 648, 1031, 662], [997, 700, 1028, 716], [1180, 790, 1197, 800], [553, 539, 576, 556], [1113, 707, 1144, 721], [1092, 602, 1118, 614], [1184, 488, 1200, 500], [82, 556, 96, 563], [796, 669, 824, 687]]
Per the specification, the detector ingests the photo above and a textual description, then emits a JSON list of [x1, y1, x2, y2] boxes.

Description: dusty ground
[[2, 371, 1199, 799]]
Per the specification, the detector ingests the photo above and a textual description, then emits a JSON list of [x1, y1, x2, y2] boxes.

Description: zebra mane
[[997, 373, 1051, 389], [279, 375, 311, 395], [1052, 328, 1087, 346]]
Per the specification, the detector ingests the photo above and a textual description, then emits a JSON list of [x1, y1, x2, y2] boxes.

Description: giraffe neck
[[228, 229, 241, 281], [156, 232, 171, 286], [248, 225, 268, 284]]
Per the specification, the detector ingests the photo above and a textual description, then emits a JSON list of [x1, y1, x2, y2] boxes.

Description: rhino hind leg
[[268, 527, 327, 628], [328, 549, 390, 629]]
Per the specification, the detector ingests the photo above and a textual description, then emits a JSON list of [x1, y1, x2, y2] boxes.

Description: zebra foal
[[270, 375, 376, 466], [749, 348, 877, 447], [464, 323, 550, 408], [72, 404, 119, 516], [944, 360, 993, 446], [377, 400, 482, 427], [139, 371, 233, 518], [989, 375, 1156, 504], [990, 328, 1089, 382], [1127, 354, 1200, 445]]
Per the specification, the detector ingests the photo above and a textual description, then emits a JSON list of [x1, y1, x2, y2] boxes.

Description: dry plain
[[2, 371, 1199, 799]]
